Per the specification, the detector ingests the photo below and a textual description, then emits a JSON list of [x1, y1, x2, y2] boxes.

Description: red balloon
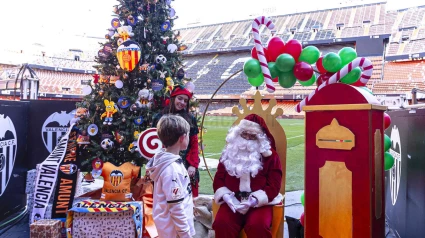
[[267, 37, 285, 62], [300, 212, 305, 226], [316, 72, 334, 86], [251, 47, 270, 62], [384, 113, 391, 129], [316, 57, 327, 74], [284, 39, 302, 61], [293, 62, 314, 81]]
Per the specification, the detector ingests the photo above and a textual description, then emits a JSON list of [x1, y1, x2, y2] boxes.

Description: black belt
[[236, 191, 251, 199]]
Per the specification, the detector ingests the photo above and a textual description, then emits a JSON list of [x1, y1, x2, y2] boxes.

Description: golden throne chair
[[212, 91, 287, 238]]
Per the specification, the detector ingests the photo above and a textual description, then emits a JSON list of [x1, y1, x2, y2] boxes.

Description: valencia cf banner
[[51, 128, 80, 220], [31, 123, 77, 223]]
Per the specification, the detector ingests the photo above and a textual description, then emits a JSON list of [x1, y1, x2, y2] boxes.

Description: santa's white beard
[[221, 129, 268, 178]]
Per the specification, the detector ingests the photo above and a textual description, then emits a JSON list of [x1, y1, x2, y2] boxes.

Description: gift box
[[68, 200, 143, 238], [26, 169, 37, 194], [30, 219, 62, 238]]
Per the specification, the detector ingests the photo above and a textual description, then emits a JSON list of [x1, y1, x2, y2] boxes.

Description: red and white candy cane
[[295, 57, 373, 112], [252, 16, 275, 93], [137, 128, 164, 159]]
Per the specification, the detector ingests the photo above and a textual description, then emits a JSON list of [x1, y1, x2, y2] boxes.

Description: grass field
[[198, 116, 305, 195]]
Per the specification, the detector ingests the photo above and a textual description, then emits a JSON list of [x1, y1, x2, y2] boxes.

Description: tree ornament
[[158, 70, 167, 78], [165, 77, 174, 94], [114, 25, 134, 41], [161, 21, 171, 31], [77, 130, 90, 145], [127, 15, 138, 26], [111, 18, 121, 29], [92, 74, 100, 84], [167, 44, 178, 53], [117, 97, 129, 109], [100, 99, 118, 125], [134, 116, 144, 125], [155, 54, 167, 64], [117, 40, 141, 71], [101, 138, 114, 150], [115, 80, 123, 89], [87, 124, 99, 136], [137, 128, 163, 159]]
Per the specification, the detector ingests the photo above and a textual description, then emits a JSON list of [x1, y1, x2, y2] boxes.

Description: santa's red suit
[[212, 114, 283, 238]]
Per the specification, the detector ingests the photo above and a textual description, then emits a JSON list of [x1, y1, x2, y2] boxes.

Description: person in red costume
[[212, 114, 283, 238], [152, 85, 200, 197]]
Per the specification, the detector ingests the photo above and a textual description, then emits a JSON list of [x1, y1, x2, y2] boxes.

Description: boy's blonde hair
[[157, 115, 190, 147]]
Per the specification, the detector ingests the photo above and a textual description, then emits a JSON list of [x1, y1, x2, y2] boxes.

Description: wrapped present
[[30, 219, 62, 238], [66, 200, 143, 238], [26, 169, 37, 194]]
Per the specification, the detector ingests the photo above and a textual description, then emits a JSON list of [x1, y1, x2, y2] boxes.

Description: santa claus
[[212, 114, 283, 238]]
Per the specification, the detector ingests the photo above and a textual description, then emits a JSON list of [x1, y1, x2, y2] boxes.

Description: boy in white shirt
[[146, 115, 195, 238]]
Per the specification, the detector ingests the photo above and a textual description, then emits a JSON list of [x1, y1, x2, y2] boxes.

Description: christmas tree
[[76, 0, 188, 171]]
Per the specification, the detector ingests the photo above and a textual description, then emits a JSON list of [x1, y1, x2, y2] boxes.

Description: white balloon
[[82, 85, 92, 95], [167, 44, 178, 53], [169, 8, 176, 17], [185, 81, 195, 93], [115, 80, 123, 89]]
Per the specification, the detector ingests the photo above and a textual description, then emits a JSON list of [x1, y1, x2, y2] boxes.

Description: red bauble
[[384, 113, 391, 129], [300, 212, 305, 226], [316, 57, 327, 74], [316, 72, 334, 86], [251, 47, 270, 62], [284, 39, 302, 61], [267, 37, 285, 62], [293, 62, 314, 81]]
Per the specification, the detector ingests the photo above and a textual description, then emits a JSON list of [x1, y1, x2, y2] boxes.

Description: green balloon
[[278, 71, 297, 88], [301, 192, 305, 206], [338, 47, 357, 66], [276, 53, 295, 73], [268, 62, 280, 79], [323, 52, 342, 73], [384, 135, 391, 152], [299, 46, 320, 64], [298, 74, 316, 86], [340, 67, 362, 84], [243, 59, 261, 78], [384, 152, 395, 171], [248, 73, 264, 87]]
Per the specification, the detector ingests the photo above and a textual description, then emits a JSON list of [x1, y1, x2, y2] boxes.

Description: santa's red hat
[[171, 85, 193, 99], [238, 114, 276, 157]]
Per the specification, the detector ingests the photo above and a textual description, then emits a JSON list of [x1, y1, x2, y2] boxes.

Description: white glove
[[236, 196, 258, 214], [187, 166, 196, 177], [222, 193, 237, 213]]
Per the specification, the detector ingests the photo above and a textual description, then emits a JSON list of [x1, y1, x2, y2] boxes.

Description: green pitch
[[199, 116, 305, 195]]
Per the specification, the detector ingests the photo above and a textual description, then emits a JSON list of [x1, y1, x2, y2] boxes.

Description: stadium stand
[[1, 1, 425, 112]]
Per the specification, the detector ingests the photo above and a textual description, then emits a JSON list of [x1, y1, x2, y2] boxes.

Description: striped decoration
[[252, 16, 275, 93], [295, 57, 373, 113]]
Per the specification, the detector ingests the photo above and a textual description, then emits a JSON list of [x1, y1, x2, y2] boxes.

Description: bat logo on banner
[[0, 114, 17, 196], [41, 110, 76, 153], [389, 125, 402, 206], [110, 170, 124, 187]]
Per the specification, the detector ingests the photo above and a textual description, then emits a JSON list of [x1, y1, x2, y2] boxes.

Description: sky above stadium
[[0, 0, 423, 53]]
